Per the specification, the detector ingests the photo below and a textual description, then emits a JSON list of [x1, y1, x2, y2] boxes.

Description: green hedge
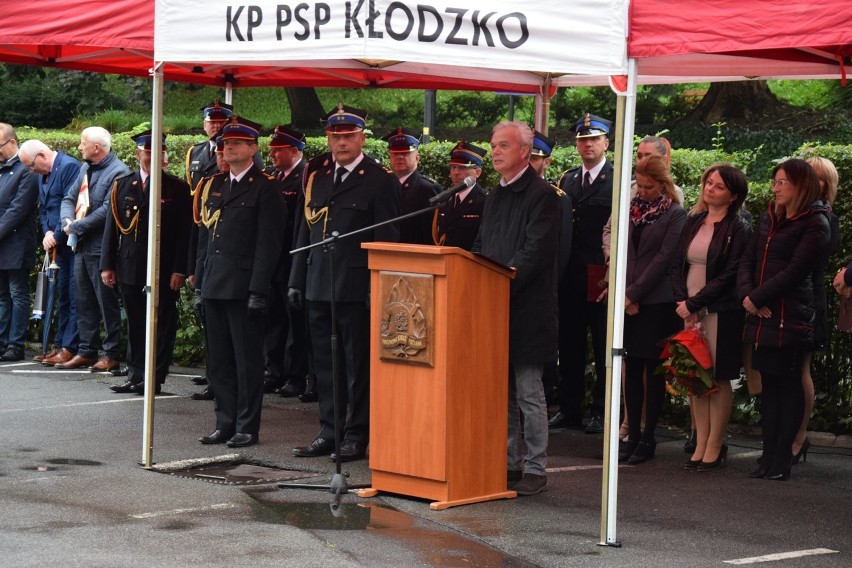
[[17, 127, 852, 433]]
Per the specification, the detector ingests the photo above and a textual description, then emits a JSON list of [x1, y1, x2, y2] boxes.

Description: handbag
[[839, 295, 852, 333], [32, 253, 50, 319]]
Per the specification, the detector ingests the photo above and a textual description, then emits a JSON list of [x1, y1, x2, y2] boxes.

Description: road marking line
[[0, 362, 38, 368], [547, 465, 604, 473], [11, 369, 91, 374], [0, 396, 184, 413], [168, 373, 202, 378], [724, 548, 839, 564], [130, 503, 237, 519]]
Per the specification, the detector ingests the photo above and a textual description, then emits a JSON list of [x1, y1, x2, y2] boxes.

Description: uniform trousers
[[122, 282, 179, 384], [204, 298, 266, 435], [308, 300, 370, 445], [508, 363, 548, 476], [74, 253, 121, 359]]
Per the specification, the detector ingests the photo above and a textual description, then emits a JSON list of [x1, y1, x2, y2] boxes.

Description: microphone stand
[[278, 200, 449, 508]]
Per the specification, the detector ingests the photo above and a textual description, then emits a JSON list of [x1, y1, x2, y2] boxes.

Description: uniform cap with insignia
[[220, 115, 262, 142], [323, 103, 368, 134], [449, 141, 486, 167], [214, 135, 225, 154], [531, 130, 556, 157], [201, 100, 234, 121], [270, 125, 306, 150], [573, 113, 612, 138], [382, 127, 421, 153], [131, 129, 167, 150]]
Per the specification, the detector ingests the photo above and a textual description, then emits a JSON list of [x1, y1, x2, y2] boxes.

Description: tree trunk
[[689, 81, 778, 123], [284, 87, 325, 129]]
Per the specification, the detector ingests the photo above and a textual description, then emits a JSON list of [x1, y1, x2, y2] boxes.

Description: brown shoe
[[53, 354, 96, 369], [34, 348, 60, 363], [89, 356, 119, 372], [43, 348, 75, 367]]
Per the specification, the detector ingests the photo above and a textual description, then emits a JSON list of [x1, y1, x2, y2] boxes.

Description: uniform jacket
[[100, 170, 192, 286], [557, 160, 614, 267], [38, 150, 81, 247], [185, 140, 218, 192], [289, 153, 401, 303], [625, 202, 687, 305], [472, 166, 560, 364], [265, 159, 305, 285], [60, 151, 130, 256], [671, 210, 752, 314], [737, 200, 831, 350], [195, 165, 286, 300], [432, 182, 486, 251], [0, 155, 39, 270], [397, 170, 441, 245]]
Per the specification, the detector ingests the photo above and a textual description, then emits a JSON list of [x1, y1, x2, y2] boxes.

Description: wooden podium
[[356, 243, 516, 510]]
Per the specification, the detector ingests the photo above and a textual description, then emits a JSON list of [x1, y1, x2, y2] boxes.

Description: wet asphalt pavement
[[1, 355, 850, 568]]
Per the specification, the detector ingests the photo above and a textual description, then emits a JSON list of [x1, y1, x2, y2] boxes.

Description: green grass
[[768, 79, 835, 108]]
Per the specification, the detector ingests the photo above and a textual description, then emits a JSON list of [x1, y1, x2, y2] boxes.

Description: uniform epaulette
[[261, 170, 276, 180], [556, 167, 580, 188], [550, 183, 566, 197], [114, 171, 135, 182], [421, 174, 439, 186]]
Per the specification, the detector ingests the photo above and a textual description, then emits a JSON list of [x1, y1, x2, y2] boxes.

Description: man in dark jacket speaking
[[472, 121, 560, 496]]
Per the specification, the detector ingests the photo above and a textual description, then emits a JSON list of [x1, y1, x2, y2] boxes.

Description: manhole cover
[[156, 457, 321, 485]]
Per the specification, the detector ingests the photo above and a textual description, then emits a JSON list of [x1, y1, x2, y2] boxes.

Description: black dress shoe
[[275, 376, 306, 398], [226, 433, 259, 448], [110, 380, 139, 394], [190, 387, 214, 400], [110, 366, 128, 377], [191, 376, 208, 385], [199, 430, 235, 444], [298, 390, 318, 403], [0, 345, 25, 362], [584, 415, 604, 434], [548, 411, 584, 430], [330, 440, 367, 462], [292, 437, 334, 457], [131, 382, 162, 395], [263, 378, 284, 393], [299, 374, 318, 402]]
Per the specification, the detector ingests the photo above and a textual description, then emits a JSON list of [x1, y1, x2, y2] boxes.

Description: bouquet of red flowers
[[656, 325, 718, 398]]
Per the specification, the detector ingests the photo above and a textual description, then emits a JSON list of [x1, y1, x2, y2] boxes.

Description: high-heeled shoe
[[618, 440, 638, 463], [627, 441, 656, 465], [683, 430, 697, 454], [683, 459, 701, 470], [792, 438, 810, 465], [697, 445, 728, 472], [766, 468, 791, 481], [747, 467, 768, 479]]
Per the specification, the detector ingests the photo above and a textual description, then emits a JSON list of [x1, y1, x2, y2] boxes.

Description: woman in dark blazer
[[737, 158, 831, 481], [619, 155, 687, 464], [671, 164, 751, 471]]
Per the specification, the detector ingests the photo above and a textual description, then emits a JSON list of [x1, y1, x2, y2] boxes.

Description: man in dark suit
[[262, 125, 310, 398], [289, 104, 401, 462], [101, 130, 192, 395], [382, 127, 441, 244], [549, 114, 614, 435], [18, 140, 81, 366], [431, 141, 487, 251], [0, 124, 39, 362], [195, 116, 286, 448]]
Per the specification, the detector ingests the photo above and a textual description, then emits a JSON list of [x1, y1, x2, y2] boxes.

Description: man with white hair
[[18, 139, 81, 366], [57, 127, 129, 371], [0, 124, 39, 361]]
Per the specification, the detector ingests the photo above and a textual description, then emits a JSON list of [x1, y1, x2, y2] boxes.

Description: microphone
[[428, 176, 475, 206]]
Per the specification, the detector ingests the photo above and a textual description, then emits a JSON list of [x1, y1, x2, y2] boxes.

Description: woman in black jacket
[[737, 159, 831, 481], [619, 156, 686, 464], [672, 164, 751, 472]]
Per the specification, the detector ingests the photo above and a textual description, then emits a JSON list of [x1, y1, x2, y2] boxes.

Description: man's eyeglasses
[[0, 139, 12, 149], [26, 153, 43, 171], [770, 179, 790, 188]]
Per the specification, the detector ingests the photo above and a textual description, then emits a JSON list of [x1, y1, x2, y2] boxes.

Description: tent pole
[[141, 61, 165, 468], [224, 82, 233, 105], [599, 58, 637, 548], [534, 75, 553, 134]]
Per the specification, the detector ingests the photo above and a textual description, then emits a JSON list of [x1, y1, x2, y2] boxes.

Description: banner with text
[[155, 0, 628, 75]]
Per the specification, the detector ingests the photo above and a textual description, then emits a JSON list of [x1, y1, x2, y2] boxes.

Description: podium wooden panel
[[356, 243, 516, 510]]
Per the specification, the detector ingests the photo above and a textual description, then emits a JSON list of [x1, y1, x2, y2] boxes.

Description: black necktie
[[334, 166, 346, 188], [583, 171, 591, 189]]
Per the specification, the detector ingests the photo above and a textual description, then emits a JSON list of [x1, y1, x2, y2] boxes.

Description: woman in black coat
[[619, 156, 686, 464], [737, 158, 831, 481], [671, 164, 751, 471]]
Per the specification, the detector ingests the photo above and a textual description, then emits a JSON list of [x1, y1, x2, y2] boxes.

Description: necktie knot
[[583, 171, 592, 189], [334, 166, 346, 188]]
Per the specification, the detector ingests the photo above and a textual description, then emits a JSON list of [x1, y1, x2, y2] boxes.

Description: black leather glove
[[287, 287, 304, 311], [247, 293, 268, 318], [193, 290, 205, 325]]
